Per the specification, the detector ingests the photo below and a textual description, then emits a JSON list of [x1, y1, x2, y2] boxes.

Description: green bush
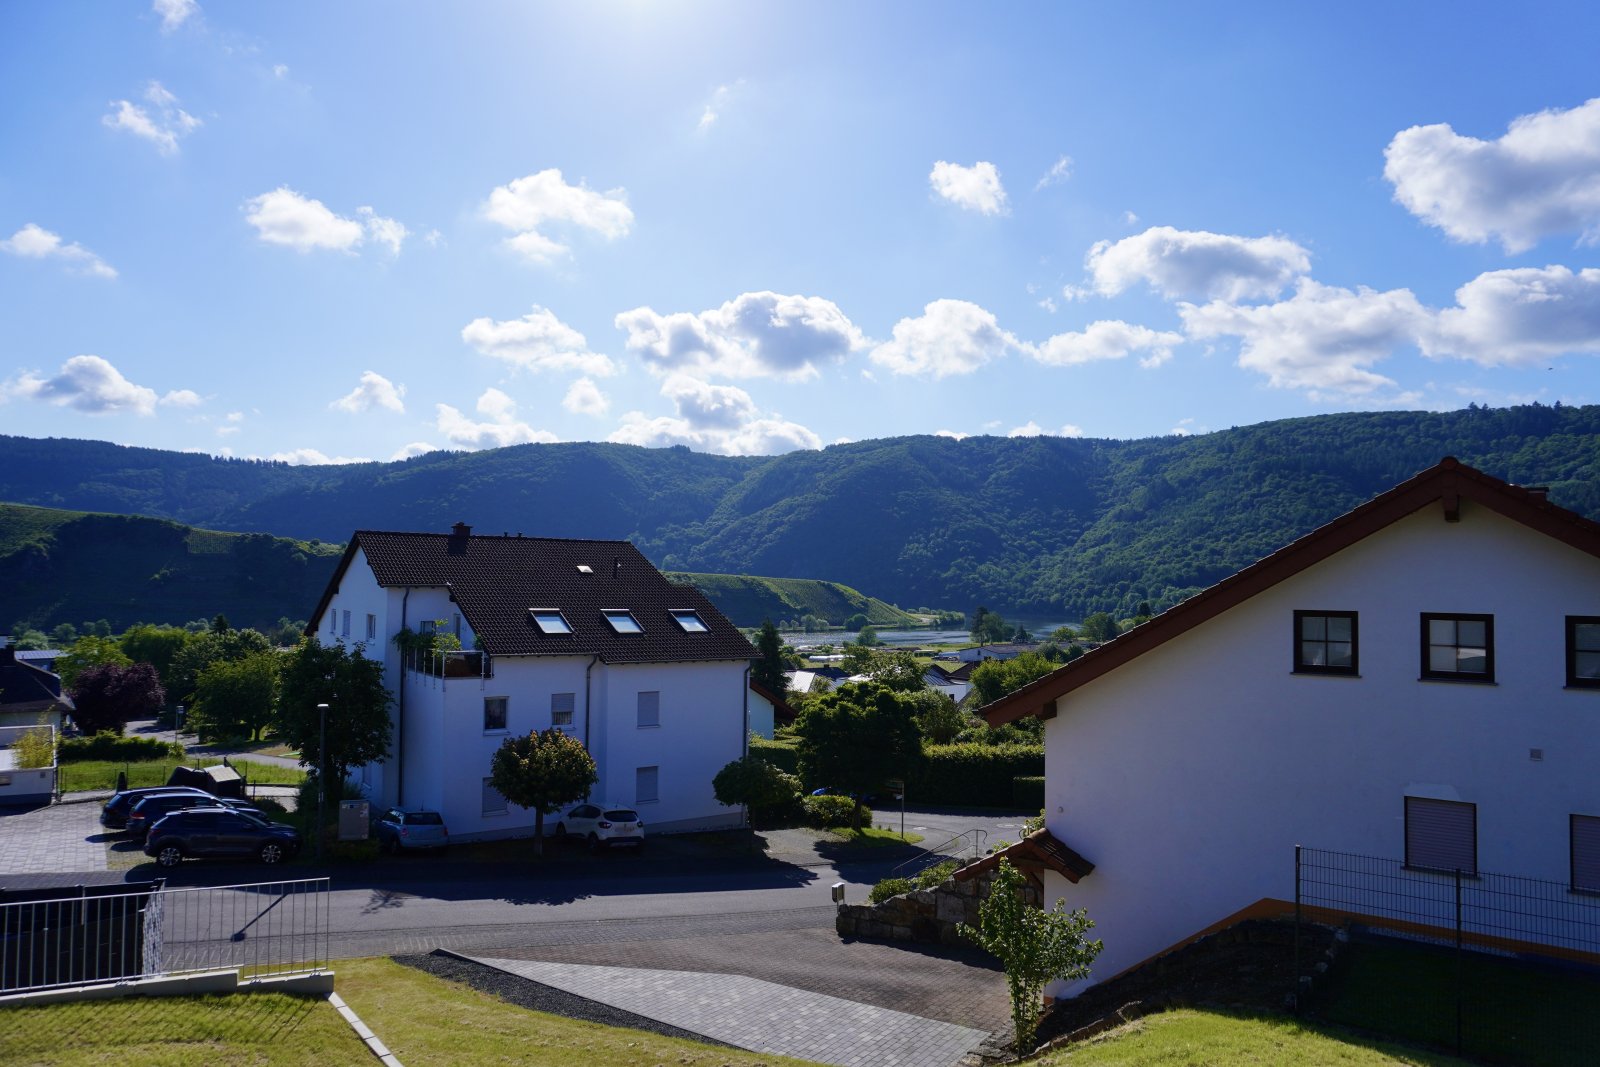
[[12, 726, 55, 769], [1012, 775, 1045, 810], [749, 737, 799, 775], [915, 859, 959, 889], [58, 732, 183, 763], [906, 743, 1045, 806], [803, 794, 870, 829], [869, 877, 914, 903]]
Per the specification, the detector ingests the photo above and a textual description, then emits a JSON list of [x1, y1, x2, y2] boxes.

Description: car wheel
[[381, 836, 396, 855], [587, 833, 599, 853], [259, 842, 286, 865], [553, 822, 567, 840], [156, 845, 183, 868]]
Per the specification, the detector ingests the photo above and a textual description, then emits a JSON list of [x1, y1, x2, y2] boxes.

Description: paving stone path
[[0, 802, 108, 876], [466, 954, 992, 1067]]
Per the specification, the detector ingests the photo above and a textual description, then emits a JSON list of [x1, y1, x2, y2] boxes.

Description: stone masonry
[[836, 864, 1042, 947]]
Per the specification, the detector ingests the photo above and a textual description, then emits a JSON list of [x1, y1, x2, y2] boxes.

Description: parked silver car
[[551, 803, 645, 850], [372, 807, 449, 853]]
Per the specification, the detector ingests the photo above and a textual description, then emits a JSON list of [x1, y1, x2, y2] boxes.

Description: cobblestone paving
[[468, 954, 993, 1067], [0, 802, 108, 875]]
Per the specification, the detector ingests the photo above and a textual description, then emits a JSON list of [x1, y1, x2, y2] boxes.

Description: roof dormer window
[[671, 609, 709, 633], [603, 609, 644, 634], [529, 609, 573, 635], [576, 564, 593, 574]]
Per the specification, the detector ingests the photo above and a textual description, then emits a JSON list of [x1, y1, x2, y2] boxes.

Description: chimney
[[612, 557, 621, 578], [448, 521, 471, 556]]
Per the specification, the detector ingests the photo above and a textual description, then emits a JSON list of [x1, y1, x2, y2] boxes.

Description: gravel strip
[[392, 950, 738, 1050]]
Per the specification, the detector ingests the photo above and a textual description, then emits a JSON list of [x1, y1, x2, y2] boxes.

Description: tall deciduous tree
[[278, 639, 392, 813], [57, 636, 132, 690], [488, 728, 598, 856], [71, 663, 165, 734], [841, 646, 925, 692], [752, 619, 789, 696], [970, 606, 1009, 645], [192, 650, 280, 741], [119, 624, 192, 696], [793, 682, 924, 830], [969, 652, 1059, 709], [960, 858, 1103, 1053], [168, 628, 272, 707]]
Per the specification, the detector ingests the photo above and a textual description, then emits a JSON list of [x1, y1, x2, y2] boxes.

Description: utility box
[[338, 800, 370, 841]]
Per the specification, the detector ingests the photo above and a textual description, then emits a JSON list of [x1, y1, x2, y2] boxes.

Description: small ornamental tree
[[969, 652, 1060, 709], [71, 662, 165, 734], [960, 858, 1103, 1054], [713, 755, 801, 826], [489, 728, 598, 856], [192, 650, 281, 741]]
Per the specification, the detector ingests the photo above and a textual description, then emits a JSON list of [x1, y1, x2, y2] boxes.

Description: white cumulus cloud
[[929, 160, 1008, 216], [6, 355, 168, 415], [1035, 155, 1073, 191], [153, 0, 198, 32], [616, 291, 865, 381], [269, 448, 371, 465], [357, 207, 409, 255], [1007, 422, 1086, 439], [331, 371, 406, 414], [1425, 265, 1600, 366], [160, 389, 202, 407], [435, 389, 558, 449], [1, 224, 117, 279], [1033, 320, 1185, 369], [1384, 97, 1600, 253], [869, 299, 1026, 378], [562, 377, 609, 416], [244, 188, 364, 252], [1084, 226, 1311, 302], [390, 442, 439, 460], [607, 376, 820, 456], [698, 81, 743, 132], [1181, 279, 1428, 396], [103, 81, 200, 155], [483, 169, 633, 265], [461, 306, 615, 376]]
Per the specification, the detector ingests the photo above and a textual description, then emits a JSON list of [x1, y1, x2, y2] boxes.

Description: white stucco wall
[[748, 688, 776, 740], [1042, 499, 1600, 994]]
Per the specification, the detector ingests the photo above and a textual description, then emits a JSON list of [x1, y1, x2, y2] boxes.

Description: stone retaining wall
[[836, 865, 1041, 946]]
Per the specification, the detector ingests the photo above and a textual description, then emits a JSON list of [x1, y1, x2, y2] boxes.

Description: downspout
[[741, 663, 752, 829], [397, 588, 409, 806], [583, 654, 600, 750]]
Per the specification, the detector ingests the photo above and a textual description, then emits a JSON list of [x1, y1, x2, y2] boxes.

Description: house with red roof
[[308, 523, 756, 840], [981, 458, 1600, 996]]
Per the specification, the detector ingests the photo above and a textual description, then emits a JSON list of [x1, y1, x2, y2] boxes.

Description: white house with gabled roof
[[981, 458, 1600, 996], [307, 523, 756, 840]]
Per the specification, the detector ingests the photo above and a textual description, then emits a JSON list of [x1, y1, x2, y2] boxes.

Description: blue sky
[[4, 2, 1600, 463]]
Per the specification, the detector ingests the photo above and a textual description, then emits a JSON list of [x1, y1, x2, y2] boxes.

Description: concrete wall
[[1042, 499, 1600, 995]]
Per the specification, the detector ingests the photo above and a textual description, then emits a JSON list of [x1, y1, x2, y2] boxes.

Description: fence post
[[1454, 868, 1464, 1056], [1293, 845, 1302, 1014]]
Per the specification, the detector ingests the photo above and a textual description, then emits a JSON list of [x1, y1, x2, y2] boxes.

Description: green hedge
[[906, 743, 1045, 807], [58, 732, 183, 763], [802, 794, 869, 829], [749, 737, 799, 775], [1012, 775, 1046, 810]]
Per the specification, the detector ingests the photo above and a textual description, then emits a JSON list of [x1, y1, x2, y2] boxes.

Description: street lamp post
[[317, 702, 329, 860]]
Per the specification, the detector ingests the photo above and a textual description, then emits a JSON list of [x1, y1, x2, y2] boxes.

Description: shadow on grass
[[29, 988, 325, 1053]]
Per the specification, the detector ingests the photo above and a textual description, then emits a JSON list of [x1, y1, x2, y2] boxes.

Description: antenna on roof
[[613, 557, 621, 578]]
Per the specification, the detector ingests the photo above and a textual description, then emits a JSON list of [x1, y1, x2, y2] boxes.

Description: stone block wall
[[835, 865, 1042, 947]]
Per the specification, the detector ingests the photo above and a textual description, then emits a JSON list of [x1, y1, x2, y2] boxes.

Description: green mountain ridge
[[663, 572, 917, 629], [3, 402, 1598, 621]]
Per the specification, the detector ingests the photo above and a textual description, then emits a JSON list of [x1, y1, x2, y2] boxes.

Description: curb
[[329, 990, 404, 1067]]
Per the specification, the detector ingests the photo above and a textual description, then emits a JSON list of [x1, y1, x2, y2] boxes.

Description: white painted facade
[[1038, 499, 1600, 994], [748, 687, 778, 740], [316, 546, 748, 839]]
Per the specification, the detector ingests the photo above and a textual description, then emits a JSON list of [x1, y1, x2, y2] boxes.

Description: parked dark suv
[[101, 786, 215, 830], [126, 792, 262, 842], [144, 809, 302, 867]]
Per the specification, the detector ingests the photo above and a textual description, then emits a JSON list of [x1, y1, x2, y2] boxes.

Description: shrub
[[869, 877, 914, 903], [58, 732, 183, 763], [907, 743, 1045, 806], [803, 794, 870, 829], [749, 737, 799, 775], [915, 859, 959, 889], [12, 726, 55, 769], [1012, 775, 1045, 810]]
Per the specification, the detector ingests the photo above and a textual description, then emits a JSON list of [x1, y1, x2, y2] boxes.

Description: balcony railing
[[404, 650, 491, 680]]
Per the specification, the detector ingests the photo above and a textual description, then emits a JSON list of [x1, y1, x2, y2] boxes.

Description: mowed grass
[[0, 988, 367, 1066], [335, 956, 824, 1066], [1030, 1009, 1470, 1066], [826, 826, 925, 847], [59, 757, 305, 793]]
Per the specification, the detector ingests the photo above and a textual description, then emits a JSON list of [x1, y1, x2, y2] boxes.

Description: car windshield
[[405, 812, 444, 825], [604, 810, 638, 822]]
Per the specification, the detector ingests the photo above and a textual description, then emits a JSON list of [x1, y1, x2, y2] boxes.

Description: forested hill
[[3, 402, 1598, 618]]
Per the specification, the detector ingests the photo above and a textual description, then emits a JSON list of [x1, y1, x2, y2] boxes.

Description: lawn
[[1031, 1008, 1471, 1066], [59, 757, 305, 793], [826, 826, 925, 847]]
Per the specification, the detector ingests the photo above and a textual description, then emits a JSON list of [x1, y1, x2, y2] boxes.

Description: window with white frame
[[1420, 613, 1494, 682], [636, 765, 659, 804], [328, 609, 337, 635], [366, 613, 377, 642], [483, 696, 508, 732], [482, 778, 508, 815], [1405, 796, 1477, 875], [551, 692, 575, 728], [637, 691, 660, 728], [341, 610, 351, 638], [670, 609, 710, 633], [604, 609, 644, 634], [1573, 815, 1600, 894], [528, 609, 573, 635]]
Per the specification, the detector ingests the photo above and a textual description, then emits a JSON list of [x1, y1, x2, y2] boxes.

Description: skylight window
[[529, 609, 573, 635], [671, 609, 709, 633], [576, 564, 593, 574], [603, 609, 644, 634]]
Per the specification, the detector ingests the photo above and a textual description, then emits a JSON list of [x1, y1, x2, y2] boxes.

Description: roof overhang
[[953, 828, 1094, 884]]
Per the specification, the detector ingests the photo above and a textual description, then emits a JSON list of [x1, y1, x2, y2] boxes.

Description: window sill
[[1571, 886, 1600, 898], [636, 724, 661, 730], [482, 810, 509, 818], [1291, 669, 1361, 679], [1417, 676, 1497, 685], [483, 728, 509, 737], [635, 798, 659, 805], [1563, 684, 1600, 692]]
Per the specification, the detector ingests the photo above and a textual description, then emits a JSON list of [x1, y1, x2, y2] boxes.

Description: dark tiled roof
[[316, 531, 756, 665], [954, 828, 1095, 885], [0, 645, 66, 708]]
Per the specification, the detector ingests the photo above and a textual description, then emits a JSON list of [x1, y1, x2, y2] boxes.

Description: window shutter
[[637, 691, 660, 728], [551, 692, 575, 726], [482, 779, 507, 815], [636, 766, 659, 804], [1574, 815, 1600, 893], [1405, 797, 1477, 874]]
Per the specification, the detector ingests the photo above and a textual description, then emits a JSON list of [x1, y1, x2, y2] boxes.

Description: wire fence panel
[[0, 877, 329, 995], [1296, 846, 1600, 1067]]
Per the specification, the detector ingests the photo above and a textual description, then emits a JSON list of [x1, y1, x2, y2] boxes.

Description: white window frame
[[670, 609, 710, 633], [341, 610, 351, 638], [603, 609, 644, 634], [365, 613, 377, 642], [529, 608, 573, 635], [483, 696, 509, 734], [637, 690, 660, 729], [551, 692, 575, 728]]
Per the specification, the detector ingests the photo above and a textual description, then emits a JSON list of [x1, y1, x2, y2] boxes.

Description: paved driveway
[[0, 801, 108, 876]]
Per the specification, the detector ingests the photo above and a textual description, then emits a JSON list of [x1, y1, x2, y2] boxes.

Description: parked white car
[[550, 803, 645, 850]]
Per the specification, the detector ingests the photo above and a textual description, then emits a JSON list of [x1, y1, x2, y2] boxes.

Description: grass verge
[[826, 826, 925, 847], [1030, 1008, 1470, 1065], [336, 956, 824, 1066], [60, 757, 305, 793]]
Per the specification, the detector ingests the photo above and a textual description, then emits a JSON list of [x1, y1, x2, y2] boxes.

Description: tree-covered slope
[[665, 572, 918, 628], [4, 403, 1599, 620]]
